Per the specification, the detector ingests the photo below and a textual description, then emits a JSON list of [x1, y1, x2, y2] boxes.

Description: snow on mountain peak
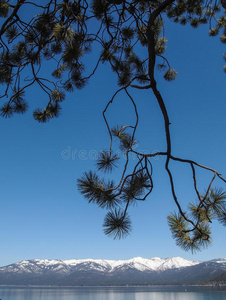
[[115, 256, 200, 272], [1, 256, 201, 275], [51, 257, 198, 272], [157, 257, 200, 271]]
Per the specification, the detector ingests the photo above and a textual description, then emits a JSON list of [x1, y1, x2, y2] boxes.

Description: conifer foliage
[[0, 0, 226, 251]]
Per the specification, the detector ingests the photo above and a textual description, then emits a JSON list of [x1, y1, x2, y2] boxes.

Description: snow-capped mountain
[[0, 257, 199, 274], [0, 257, 225, 286]]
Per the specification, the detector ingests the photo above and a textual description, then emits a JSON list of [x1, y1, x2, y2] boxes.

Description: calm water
[[0, 286, 226, 300]]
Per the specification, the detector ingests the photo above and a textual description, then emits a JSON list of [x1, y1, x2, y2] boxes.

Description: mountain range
[[0, 257, 226, 286]]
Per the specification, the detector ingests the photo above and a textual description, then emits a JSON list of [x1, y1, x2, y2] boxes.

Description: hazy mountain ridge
[[0, 257, 225, 286]]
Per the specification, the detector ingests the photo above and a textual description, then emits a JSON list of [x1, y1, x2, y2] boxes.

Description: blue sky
[[0, 16, 226, 267]]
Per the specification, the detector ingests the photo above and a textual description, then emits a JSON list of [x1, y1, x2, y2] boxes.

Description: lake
[[0, 286, 226, 300]]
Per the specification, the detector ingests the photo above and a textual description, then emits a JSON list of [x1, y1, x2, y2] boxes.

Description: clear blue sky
[[0, 17, 226, 267]]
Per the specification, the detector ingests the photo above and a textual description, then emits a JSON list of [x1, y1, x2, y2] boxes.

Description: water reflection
[[0, 286, 225, 300], [134, 292, 203, 300]]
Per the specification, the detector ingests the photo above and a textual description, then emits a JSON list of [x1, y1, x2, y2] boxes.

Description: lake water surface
[[0, 286, 225, 300]]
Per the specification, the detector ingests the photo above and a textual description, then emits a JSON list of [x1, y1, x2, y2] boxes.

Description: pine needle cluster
[[168, 188, 226, 252], [0, 0, 225, 118], [77, 125, 153, 239]]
